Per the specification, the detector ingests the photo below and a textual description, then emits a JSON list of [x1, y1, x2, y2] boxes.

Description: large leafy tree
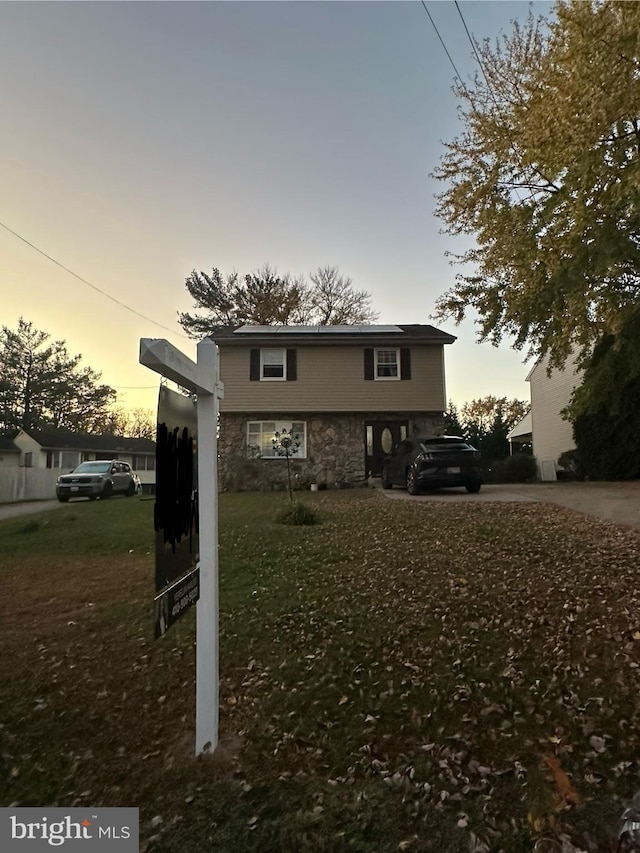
[[432, 0, 640, 370], [0, 319, 115, 433], [307, 266, 377, 325], [179, 263, 377, 338]]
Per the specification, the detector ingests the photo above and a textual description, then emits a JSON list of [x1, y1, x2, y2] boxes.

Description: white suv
[[56, 460, 141, 502]]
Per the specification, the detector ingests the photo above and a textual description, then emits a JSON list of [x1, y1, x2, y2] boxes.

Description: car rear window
[[419, 439, 472, 451]]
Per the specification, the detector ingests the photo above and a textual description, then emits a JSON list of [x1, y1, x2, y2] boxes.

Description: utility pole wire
[[420, 1, 469, 95], [0, 219, 189, 340]]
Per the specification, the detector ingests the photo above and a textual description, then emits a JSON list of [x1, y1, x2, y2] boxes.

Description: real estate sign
[[141, 336, 222, 754], [153, 385, 199, 639]]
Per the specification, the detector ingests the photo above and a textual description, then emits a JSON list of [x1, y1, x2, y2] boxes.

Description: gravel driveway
[[379, 480, 640, 532]]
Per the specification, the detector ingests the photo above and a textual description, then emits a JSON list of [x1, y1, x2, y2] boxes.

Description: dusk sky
[[1, 1, 554, 415]]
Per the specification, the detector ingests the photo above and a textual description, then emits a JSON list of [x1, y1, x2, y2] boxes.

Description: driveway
[[379, 481, 640, 532], [0, 500, 63, 522]]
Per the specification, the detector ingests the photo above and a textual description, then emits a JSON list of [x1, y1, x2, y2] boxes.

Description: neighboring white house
[[0, 436, 20, 470], [525, 352, 582, 481], [0, 429, 156, 503], [506, 410, 532, 455]]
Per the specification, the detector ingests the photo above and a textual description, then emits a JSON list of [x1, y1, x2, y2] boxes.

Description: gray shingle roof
[[211, 323, 456, 346], [0, 435, 19, 453], [23, 429, 155, 454]]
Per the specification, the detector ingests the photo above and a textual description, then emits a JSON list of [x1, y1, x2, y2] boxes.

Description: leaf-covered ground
[[1, 491, 640, 852]]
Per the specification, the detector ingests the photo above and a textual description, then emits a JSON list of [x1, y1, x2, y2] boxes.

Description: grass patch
[[0, 490, 639, 851], [19, 519, 42, 535], [0, 496, 153, 558]]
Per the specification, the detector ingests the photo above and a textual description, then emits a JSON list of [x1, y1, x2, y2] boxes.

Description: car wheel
[[57, 496, 69, 503], [125, 481, 136, 497], [406, 468, 420, 495], [381, 467, 393, 489], [88, 495, 98, 501], [465, 483, 481, 494], [101, 482, 113, 500]]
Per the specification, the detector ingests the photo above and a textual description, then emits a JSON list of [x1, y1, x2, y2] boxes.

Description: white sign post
[[139, 337, 224, 755]]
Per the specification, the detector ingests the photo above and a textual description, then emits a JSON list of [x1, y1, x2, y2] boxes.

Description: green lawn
[[1, 490, 639, 852], [0, 496, 156, 557]]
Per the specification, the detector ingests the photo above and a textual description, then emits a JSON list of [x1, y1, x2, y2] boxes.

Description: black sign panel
[[154, 386, 199, 637], [154, 565, 200, 639]]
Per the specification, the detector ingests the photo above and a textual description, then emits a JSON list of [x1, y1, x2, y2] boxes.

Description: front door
[[365, 421, 409, 477]]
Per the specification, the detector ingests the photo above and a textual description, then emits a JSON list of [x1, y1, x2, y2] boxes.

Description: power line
[[0, 219, 189, 340], [453, 0, 517, 139], [454, 0, 491, 89], [452, 0, 551, 211], [420, 1, 468, 92], [420, 0, 526, 203], [422, 0, 558, 279]]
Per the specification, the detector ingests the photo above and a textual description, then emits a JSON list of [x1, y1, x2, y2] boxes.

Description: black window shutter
[[250, 349, 260, 381], [400, 348, 411, 380], [286, 349, 297, 381], [364, 348, 374, 380]]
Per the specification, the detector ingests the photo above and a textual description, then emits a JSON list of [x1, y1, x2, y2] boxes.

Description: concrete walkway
[[0, 500, 63, 521], [379, 481, 640, 533]]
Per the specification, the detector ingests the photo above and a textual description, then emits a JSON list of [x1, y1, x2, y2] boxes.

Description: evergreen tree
[[0, 319, 115, 433], [442, 401, 466, 437], [459, 396, 529, 457]]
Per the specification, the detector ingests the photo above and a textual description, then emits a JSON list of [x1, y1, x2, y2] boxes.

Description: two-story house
[[215, 323, 455, 489]]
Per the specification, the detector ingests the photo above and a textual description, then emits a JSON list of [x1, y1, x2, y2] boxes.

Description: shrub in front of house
[[276, 501, 320, 526], [504, 453, 538, 483], [557, 449, 581, 480], [481, 459, 508, 484]]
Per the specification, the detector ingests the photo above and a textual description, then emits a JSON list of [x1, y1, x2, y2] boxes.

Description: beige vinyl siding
[[219, 345, 446, 413], [529, 352, 582, 472]]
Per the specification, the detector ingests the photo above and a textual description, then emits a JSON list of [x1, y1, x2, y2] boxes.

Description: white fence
[[0, 467, 156, 504], [0, 468, 60, 504]]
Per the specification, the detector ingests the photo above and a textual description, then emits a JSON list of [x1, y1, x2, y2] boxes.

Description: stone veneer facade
[[218, 412, 444, 491]]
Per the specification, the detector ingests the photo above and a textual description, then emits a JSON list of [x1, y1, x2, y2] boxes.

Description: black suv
[[381, 435, 482, 495]]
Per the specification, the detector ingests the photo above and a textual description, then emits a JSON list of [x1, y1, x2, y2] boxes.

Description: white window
[[133, 455, 155, 471], [60, 451, 80, 469], [375, 348, 400, 380], [247, 421, 306, 458], [261, 348, 286, 380], [49, 450, 81, 470]]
